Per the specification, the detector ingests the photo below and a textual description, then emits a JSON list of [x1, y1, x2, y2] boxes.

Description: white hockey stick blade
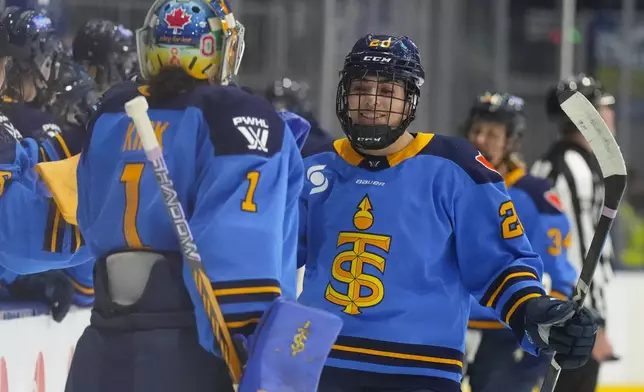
[[558, 90, 627, 178]]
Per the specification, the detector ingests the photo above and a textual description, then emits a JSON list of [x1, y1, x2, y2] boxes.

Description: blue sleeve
[[0, 139, 89, 274], [514, 183, 577, 300], [277, 110, 310, 151], [186, 97, 300, 353], [297, 195, 307, 269], [537, 213, 577, 299], [455, 181, 546, 346]]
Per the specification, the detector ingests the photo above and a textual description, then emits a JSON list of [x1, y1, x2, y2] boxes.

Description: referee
[[531, 73, 616, 392]]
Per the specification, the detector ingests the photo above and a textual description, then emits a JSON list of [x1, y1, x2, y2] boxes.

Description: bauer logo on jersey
[[475, 153, 500, 175], [233, 116, 270, 153], [307, 165, 328, 195]]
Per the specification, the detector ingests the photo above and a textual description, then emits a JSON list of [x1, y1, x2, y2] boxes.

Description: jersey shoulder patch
[[192, 85, 285, 158], [420, 134, 503, 184], [514, 174, 564, 214]]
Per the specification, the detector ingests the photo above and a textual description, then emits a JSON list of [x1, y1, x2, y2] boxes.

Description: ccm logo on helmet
[[362, 56, 392, 63]]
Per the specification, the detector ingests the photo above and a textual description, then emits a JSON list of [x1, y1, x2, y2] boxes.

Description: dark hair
[[147, 67, 207, 104]]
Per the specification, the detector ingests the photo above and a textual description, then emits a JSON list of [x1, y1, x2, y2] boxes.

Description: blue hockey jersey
[[297, 133, 546, 391], [77, 82, 304, 354], [0, 100, 94, 304], [468, 168, 577, 329], [0, 138, 91, 278]]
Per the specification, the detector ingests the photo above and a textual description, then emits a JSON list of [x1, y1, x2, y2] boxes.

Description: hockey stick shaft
[[540, 91, 627, 392], [124, 96, 244, 383]]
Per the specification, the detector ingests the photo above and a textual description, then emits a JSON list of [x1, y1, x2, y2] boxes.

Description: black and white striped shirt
[[531, 140, 613, 323]]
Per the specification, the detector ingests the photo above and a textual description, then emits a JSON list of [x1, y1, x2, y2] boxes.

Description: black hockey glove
[[524, 296, 598, 369], [7, 271, 75, 322]]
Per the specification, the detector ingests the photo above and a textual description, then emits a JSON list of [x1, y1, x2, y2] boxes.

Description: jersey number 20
[[499, 200, 524, 239]]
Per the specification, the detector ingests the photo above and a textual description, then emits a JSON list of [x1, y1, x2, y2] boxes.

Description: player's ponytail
[[147, 67, 206, 104]]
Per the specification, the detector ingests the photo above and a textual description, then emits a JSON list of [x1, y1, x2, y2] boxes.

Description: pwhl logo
[[165, 7, 192, 35], [233, 117, 270, 153]]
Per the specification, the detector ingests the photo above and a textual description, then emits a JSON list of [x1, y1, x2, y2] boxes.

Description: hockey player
[[0, 21, 25, 145], [72, 18, 138, 93], [532, 74, 617, 392], [0, 18, 80, 321], [463, 92, 578, 392], [48, 55, 98, 135], [61, 0, 338, 391], [265, 77, 335, 156], [297, 34, 599, 392], [0, 7, 72, 155], [0, 8, 95, 313]]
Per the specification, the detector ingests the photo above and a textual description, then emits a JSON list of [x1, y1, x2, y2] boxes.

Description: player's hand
[[523, 296, 598, 369], [7, 270, 74, 322]]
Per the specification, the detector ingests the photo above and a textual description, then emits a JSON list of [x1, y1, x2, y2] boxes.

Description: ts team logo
[[165, 6, 192, 35], [475, 153, 500, 175]]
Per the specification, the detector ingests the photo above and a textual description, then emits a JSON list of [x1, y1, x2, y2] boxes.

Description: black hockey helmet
[[1, 7, 64, 105], [265, 77, 313, 118], [336, 34, 425, 150], [546, 73, 615, 121], [465, 91, 526, 139], [47, 55, 98, 130], [72, 19, 137, 88], [464, 92, 527, 166]]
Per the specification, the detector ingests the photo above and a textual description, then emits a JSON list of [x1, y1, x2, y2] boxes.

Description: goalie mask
[[136, 0, 245, 85]]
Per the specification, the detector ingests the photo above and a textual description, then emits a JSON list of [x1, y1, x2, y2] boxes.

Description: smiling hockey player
[[463, 92, 578, 392], [297, 34, 598, 392]]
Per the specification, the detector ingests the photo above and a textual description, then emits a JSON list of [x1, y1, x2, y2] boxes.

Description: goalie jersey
[[298, 133, 546, 391], [468, 168, 578, 329], [76, 82, 304, 354]]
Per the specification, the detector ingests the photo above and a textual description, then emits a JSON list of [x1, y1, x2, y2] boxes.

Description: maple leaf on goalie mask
[[165, 7, 192, 35]]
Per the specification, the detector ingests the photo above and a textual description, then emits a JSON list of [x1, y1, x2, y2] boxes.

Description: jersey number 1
[[241, 171, 260, 212], [120, 163, 146, 248]]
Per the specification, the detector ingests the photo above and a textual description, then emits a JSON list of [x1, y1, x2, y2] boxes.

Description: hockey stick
[[539, 90, 627, 392], [124, 96, 244, 384]]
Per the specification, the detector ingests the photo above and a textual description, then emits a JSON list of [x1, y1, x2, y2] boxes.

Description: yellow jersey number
[[119, 164, 261, 248], [499, 200, 524, 239]]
